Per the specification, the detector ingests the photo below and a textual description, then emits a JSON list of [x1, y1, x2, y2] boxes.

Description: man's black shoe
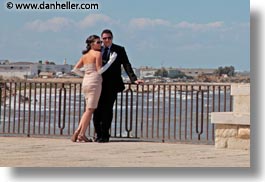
[[94, 137, 101, 142], [98, 138, 109, 143]]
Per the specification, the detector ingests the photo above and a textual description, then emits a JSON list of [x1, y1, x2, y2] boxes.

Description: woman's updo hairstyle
[[82, 35, 100, 55]]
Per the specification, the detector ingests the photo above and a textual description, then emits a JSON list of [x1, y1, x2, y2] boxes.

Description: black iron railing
[[0, 80, 232, 143]]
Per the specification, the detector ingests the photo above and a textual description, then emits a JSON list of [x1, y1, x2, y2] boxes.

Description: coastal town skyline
[[0, 0, 250, 71]]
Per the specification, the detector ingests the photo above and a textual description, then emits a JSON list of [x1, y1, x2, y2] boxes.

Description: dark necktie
[[102, 47, 109, 66]]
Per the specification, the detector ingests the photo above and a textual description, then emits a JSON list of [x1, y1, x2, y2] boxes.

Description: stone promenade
[[0, 137, 250, 167]]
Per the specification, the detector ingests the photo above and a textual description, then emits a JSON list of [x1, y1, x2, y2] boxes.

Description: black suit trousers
[[93, 85, 117, 139]]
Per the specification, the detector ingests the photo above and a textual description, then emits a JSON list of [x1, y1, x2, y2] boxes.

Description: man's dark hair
[[101, 29, 113, 38]]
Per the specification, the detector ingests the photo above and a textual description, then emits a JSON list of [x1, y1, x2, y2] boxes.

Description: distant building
[[39, 72, 55, 79], [179, 68, 216, 77], [0, 60, 10, 65], [36, 63, 72, 75], [0, 60, 73, 79], [137, 67, 216, 79], [167, 68, 182, 78], [139, 67, 158, 79], [0, 61, 36, 78]]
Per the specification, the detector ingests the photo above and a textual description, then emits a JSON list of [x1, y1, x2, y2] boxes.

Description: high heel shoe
[[77, 135, 92, 142], [71, 131, 80, 142]]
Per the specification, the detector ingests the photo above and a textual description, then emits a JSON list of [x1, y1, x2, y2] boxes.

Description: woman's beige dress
[[82, 63, 102, 109]]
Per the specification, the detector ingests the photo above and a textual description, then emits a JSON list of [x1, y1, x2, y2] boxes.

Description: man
[[93, 29, 143, 143]]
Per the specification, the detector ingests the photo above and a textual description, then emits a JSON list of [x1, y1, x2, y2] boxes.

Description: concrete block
[[211, 112, 250, 125], [215, 138, 228, 149], [238, 127, 250, 139], [233, 96, 250, 113], [231, 84, 250, 96], [215, 126, 238, 138], [227, 138, 250, 150]]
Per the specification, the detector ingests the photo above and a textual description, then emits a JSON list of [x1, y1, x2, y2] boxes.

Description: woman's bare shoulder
[[91, 50, 101, 56], [90, 50, 101, 60]]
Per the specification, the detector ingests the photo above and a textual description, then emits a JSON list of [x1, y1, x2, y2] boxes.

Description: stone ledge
[[211, 112, 250, 125], [231, 84, 250, 96]]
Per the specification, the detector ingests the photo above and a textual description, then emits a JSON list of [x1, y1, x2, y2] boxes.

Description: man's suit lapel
[[110, 44, 117, 54]]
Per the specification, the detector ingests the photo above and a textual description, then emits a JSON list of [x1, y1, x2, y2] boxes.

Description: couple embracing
[[71, 29, 143, 143]]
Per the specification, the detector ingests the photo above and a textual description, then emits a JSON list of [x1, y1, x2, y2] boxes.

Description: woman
[[71, 35, 102, 142]]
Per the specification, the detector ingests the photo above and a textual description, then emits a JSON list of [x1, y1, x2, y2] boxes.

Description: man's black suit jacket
[[102, 43, 137, 92]]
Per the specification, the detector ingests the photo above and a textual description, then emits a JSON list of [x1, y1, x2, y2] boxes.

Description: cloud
[[77, 14, 115, 28], [176, 21, 224, 31], [24, 15, 231, 37], [129, 18, 171, 29], [128, 17, 224, 32], [25, 14, 116, 32], [25, 17, 72, 32]]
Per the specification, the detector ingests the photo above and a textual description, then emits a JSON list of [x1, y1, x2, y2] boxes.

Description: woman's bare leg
[[78, 108, 95, 136], [71, 108, 95, 142]]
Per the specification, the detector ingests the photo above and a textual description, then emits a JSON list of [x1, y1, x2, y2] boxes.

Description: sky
[[0, 0, 250, 71]]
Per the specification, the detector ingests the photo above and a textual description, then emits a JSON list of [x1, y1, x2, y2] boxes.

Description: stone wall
[[211, 84, 250, 150], [215, 124, 250, 150]]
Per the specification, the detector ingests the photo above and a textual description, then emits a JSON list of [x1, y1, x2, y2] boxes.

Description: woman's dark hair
[[101, 29, 113, 38], [82, 35, 100, 55]]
